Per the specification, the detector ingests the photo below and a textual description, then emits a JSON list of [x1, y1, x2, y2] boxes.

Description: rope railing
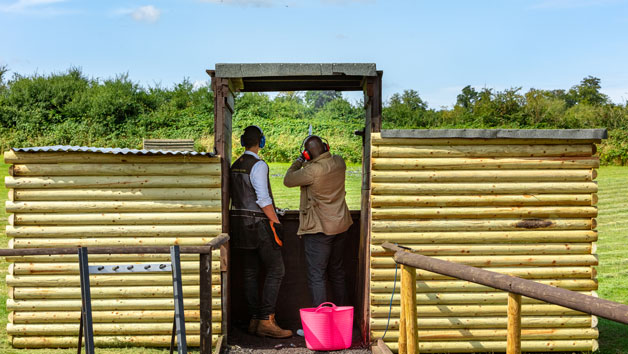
[[381, 242, 628, 354], [0, 233, 229, 354]]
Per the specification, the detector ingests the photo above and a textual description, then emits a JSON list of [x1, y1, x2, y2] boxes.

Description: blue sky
[[1, 0, 627, 108]]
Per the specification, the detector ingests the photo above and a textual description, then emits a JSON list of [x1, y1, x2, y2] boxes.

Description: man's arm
[[283, 158, 315, 187], [250, 161, 280, 223]]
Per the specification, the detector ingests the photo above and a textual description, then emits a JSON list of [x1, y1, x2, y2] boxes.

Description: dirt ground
[[224, 326, 371, 354]]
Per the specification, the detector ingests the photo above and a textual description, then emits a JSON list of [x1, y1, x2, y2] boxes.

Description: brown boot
[[256, 314, 293, 338], [248, 319, 259, 335]]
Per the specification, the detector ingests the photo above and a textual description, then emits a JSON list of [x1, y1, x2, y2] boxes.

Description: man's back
[[284, 151, 353, 236]]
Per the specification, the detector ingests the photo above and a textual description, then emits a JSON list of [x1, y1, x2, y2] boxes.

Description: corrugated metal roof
[[12, 145, 216, 157]]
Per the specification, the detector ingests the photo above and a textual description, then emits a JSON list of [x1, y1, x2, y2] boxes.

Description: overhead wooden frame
[[207, 63, 383, 345]]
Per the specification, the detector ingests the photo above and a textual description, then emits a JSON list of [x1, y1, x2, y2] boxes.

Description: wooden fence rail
[[0, 233, 229, 354], [381, 242, 628, 354]]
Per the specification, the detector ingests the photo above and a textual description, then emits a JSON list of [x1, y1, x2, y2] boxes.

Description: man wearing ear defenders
[[230, 125, 292, 338], [283, 135, 353, 307]]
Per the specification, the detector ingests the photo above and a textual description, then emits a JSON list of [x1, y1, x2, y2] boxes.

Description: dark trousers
[[303, 232, 347, 307], [239, 221, 285, 319]]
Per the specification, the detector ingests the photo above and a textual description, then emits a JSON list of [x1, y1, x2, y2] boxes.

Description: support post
[[170, 245, 188, 354], [401, 264, 418, 354], [78, 247, 94, 354], [507, 292, 522, 354], [199, 250, 212, 354]]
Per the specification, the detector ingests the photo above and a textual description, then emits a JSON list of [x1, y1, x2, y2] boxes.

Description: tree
[[383, 89, 429, 128], [456, 85, 479, 110], [567, 76, 609, 106], [305, 90, 342, 110]]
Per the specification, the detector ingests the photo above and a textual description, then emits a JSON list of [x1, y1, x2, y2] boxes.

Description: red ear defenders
[[301, 135, 330, 161]]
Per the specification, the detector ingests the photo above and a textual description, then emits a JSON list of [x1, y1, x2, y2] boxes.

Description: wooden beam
[[382, 242, 628, 325]]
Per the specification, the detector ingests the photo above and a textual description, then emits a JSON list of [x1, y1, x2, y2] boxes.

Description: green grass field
[[0, 164, 626, 353]]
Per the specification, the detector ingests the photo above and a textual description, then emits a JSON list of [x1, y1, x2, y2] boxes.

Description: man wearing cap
[[283, 135, 353, 307], [230, 125, 292, 338]]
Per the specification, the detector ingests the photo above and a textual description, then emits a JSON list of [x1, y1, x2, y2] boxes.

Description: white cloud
[[0, 0, 67, 14], [131, 5, 161, 23], [115, 5, 161, 23], [193, 80, 209, 91], [200, 0, 278, 7]]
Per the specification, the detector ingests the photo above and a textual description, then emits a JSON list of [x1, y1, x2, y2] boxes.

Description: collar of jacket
[[307, 151, 331, 164]]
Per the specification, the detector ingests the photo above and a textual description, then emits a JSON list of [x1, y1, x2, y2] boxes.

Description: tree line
[[0, 67, 626, 164]]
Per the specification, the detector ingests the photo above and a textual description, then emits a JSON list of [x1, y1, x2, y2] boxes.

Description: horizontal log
[[6, 322, 220, 336], [6, 274, 219, 287], [370, 243, 593, 256], [371, 182, 598, 195], [6, 298, 217, 311], [370, 279, 598, 293], [11, 285, 207, 299], [5, 175, 220, 189], [11, 237, 221, 249], [370, 315, 594, 329], [372, 157, 600, 170], [369, 292, 595, 305], [4, 253, 214, 263], [371, 266, 594, 281], [10, 309, 211, 323], [371, 230, 598, 244], [382, 340, 596, 353], [371, 194, 597, 207], [372, 144, 594, 158], [12, 212, 221, 225], [371, 218, 595, 232], [13, 188, 221, 201], [372, 169, 595, 183], [4, 150, 220, 164], [371, 328, 599, 341], [370, 304, 584, 318], [370, 133, 601, 146], [388, 244, 628, 325], [11, 260, 221, 275], [372, 206, 598, 219], [10, 163, 221, 176], [6, 200, 222, 213], [11, 335, 216, 348], [6, 224, 222, 238], [371, 255, 599, 268]]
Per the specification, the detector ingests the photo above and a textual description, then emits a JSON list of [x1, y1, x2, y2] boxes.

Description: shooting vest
[[229, 153, 274, 249]]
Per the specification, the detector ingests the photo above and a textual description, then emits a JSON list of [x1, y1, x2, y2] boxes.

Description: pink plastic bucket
[[299, 302, 353, 351]]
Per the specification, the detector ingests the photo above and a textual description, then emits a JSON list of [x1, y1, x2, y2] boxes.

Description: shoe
[[256, 314, 293, 338], [248, 318, 259, 335]]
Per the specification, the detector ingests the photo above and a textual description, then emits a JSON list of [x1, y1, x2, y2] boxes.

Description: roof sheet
[[214, 63, 377, 78], [12, 145, 216, 156], [381, 129, 608, 140]]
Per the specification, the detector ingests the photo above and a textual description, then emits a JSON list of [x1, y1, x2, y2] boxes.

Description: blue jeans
[[303, 232, 347, 307]]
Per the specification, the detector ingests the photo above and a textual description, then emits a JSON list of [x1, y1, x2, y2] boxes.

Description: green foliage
[[1, 68, 628, 164]]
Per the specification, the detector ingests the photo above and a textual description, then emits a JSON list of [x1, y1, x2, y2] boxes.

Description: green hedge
[[0, 68, 626, 164]]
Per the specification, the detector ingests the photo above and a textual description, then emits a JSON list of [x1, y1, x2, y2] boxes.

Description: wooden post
[[401, 264, 418, 354], [398, 267, 406, 354], [507, 292, 522, 354], [199, 251, 212, 354]]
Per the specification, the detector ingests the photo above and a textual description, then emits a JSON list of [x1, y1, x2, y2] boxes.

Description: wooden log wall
[[370, 133, 600, 353], [3, 150, 223, 349]]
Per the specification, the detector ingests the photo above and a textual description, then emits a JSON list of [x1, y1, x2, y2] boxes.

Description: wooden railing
[[381, 242, 628, 354], [0, 233, 229, 354]]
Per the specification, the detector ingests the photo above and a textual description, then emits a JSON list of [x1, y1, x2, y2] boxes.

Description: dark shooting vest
[[229, 153, 274, 249]]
